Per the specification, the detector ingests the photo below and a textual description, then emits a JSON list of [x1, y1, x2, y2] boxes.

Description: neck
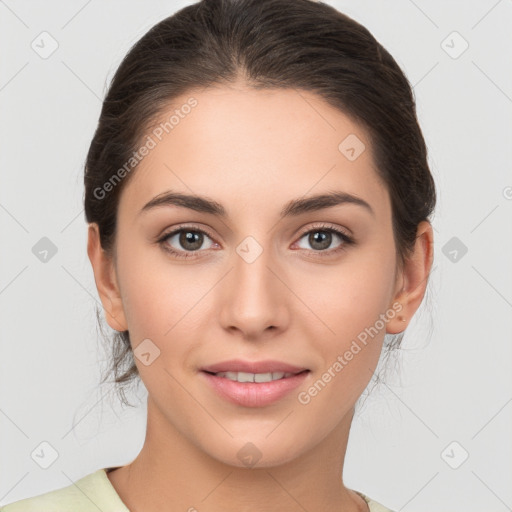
[[107, 397, 368, 512]]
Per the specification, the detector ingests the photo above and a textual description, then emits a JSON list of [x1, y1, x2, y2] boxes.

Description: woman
[[1, 0, 435, 510]]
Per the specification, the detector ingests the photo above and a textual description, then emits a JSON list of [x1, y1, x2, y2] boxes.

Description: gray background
[[1, 1, 511, 511]]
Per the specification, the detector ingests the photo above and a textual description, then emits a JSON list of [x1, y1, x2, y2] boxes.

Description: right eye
[[157, 226, 218, 259]]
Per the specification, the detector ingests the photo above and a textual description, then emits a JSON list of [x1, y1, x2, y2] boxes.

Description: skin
[[88, 82, 434, 512]]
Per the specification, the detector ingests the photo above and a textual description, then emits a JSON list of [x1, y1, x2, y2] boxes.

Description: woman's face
[[92, 84, 421, 467]]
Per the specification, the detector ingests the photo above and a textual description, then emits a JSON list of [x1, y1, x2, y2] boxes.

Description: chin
[[203, 434, 309, 470]]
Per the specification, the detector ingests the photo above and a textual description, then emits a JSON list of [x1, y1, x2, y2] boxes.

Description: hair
[[83, 0, 436, 408]]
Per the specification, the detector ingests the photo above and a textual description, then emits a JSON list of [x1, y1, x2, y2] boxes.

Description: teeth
[[255, 371, 284, 383], [215, 371, 294, 383]]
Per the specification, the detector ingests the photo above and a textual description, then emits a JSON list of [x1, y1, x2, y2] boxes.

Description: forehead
[[120, 84, 390, 221]]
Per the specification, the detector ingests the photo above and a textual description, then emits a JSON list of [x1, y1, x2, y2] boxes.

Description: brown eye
[[295, 226, 353, 254], [157, 226, 216, 259], [307, 231, 334, 251], [175, 230, 204, 251]]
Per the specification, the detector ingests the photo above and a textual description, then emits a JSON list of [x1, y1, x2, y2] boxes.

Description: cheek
[[115, 245, 216, 381], [299, 251, 395, 341], [296, 262, 394, 416], [116, 241, 194, 334]]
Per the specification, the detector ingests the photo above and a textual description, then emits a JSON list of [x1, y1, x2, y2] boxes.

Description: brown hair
[[84, 0, 436, 407]]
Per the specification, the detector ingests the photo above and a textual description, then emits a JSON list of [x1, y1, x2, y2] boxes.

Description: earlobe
[[87, 223, 128, 332], [386, 220, 434, 334]]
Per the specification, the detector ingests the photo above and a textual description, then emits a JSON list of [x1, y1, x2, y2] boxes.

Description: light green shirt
[[0, 468, 395, 512]]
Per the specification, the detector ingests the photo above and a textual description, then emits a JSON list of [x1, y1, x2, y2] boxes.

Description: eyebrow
[[139, 189, 375, 218]]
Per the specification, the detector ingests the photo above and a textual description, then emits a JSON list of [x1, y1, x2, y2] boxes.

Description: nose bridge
[[233, 233, 279, 303], [219, 232, 288, 334]]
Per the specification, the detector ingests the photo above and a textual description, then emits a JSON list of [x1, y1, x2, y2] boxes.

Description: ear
[[87, 223, 128, 332], [386, 220, 434, 334]]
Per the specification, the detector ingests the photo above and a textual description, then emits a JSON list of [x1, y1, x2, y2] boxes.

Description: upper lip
[[201, 359, 309, 374]]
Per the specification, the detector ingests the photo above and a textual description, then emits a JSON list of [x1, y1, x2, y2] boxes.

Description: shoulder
[[0, 468, 129, 512], [355, 490, 396, 512]]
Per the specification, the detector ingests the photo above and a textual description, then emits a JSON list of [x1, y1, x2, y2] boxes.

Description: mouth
[[199, 360, 310, 407], [202, 369, 309, 383], [200, 359, 309, 375]]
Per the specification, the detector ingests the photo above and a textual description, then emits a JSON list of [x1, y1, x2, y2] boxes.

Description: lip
[[200, 370, 310, 407], [200, 359, 308, 374]]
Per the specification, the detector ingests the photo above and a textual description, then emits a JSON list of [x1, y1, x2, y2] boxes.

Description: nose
[[218, 238, 289, 340]]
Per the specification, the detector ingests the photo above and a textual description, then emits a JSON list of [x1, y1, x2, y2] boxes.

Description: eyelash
[[156, 223, 355, 260]]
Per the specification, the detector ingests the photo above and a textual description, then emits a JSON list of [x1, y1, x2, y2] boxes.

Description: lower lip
[[200, 371, 309, 407]]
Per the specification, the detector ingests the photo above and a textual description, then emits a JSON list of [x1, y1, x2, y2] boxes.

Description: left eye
[[295, 228, 352, 252]]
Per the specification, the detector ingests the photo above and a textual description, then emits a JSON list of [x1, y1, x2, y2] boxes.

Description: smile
[[212, 371, 296, 383], [201, 370, 310, 407]]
